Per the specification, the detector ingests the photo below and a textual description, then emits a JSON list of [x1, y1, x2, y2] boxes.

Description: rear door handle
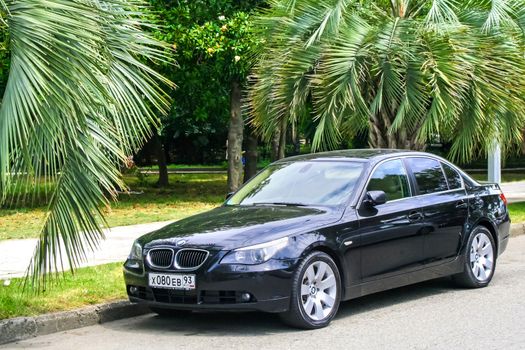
[[456, 200, 468, 209], [408, 211, 423, 222]]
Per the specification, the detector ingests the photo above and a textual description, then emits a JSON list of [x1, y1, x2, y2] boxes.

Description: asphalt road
[[4, 235, 525, 350]]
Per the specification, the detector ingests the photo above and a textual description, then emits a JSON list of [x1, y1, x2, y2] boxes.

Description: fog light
[[129, 286, 139, 295], [240, 292, 251, 302], [125, 260, 140, 269]]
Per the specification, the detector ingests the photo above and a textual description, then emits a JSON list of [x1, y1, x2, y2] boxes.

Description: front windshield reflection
[[227, 161, 364, 207]]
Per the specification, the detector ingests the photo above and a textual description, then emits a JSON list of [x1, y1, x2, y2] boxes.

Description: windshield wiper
[[250, 202, 309, 207]]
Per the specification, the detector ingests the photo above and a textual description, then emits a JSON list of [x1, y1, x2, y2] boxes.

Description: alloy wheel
[[470, 232, 494, 281], [300, 261, 338, 321]]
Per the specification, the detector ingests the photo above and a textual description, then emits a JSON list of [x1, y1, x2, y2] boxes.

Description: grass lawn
[[0, 263, 126, 320], [509, 202, 525, 223], [0, 173, 227, 240]]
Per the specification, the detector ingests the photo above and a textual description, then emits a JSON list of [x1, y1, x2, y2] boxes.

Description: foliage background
[[141, 0, 263, 165]]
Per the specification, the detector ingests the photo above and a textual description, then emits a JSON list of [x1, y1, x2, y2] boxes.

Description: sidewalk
[[0, 221, 174, 280], [1, 181, 524, 280]]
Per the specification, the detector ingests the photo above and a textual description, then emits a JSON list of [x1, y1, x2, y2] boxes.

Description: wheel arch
[[300, 243, 347, 297], [473, 219, 499, 255]]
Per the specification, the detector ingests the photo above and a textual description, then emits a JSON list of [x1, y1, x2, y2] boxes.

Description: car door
[[357, 159, 426, 281], [404, 157, 468, 263]]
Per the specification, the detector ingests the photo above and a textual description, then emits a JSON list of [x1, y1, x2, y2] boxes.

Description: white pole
[[488, 142, 501, 184]]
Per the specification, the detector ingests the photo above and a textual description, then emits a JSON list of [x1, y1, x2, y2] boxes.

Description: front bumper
[[123, 256, 298, 313]]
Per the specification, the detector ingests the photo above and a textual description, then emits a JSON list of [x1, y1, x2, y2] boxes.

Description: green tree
[[0, 0, 172, 288], [148, 0, 263, 191], [249, 0, 525, 162]]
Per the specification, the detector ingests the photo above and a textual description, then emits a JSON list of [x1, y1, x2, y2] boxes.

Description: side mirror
[[225, 192, 235, 200], [363, 190, 387, 207]]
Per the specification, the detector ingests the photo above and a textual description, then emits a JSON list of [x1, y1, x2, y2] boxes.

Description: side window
[[406, 158, 448, 195], [442, 163, 462, 189], [367, 159, 411, 202]]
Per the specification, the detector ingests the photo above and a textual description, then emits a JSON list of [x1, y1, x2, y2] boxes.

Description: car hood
[[139, 205, 342, 251]]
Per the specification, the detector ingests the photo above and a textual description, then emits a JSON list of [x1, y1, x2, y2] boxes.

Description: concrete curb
[[0, 300, 150, 345]]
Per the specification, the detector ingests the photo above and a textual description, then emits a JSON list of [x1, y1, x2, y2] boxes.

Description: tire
[[149, 307, 191, 317], [453, 226, 497, 288], [280, 251, 341, 329]]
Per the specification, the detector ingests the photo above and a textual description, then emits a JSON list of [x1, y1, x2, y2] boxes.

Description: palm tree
[[0, 0, 173, 289], [248, 0, 525, 162]]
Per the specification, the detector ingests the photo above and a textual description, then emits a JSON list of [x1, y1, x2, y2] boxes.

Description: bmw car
[[123, 149, 510, 329]]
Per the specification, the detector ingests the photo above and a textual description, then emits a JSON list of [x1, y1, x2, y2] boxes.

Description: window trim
[[356, 155, 466, 210], [405, 157, 450, 196], [358, 157, 413, 207], [441, 161, 463, 191]]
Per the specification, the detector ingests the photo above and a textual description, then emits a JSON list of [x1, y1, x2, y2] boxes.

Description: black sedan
[[124, 149, 510, 329]]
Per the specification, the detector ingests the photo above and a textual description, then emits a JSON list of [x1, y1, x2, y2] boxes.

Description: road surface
[[3, 235, 525, 350]]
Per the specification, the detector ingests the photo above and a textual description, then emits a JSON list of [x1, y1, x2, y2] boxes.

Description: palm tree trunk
[[227, 80, 244, 193], [278, 118, 287, 159], [369, 114, 387, 148], [291, 120, 300, 155], [271, 128, 280, 161], [406, 118, 427, 151]]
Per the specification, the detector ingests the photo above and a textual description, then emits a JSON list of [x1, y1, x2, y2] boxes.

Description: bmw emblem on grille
[[177, 239, 187, 246]]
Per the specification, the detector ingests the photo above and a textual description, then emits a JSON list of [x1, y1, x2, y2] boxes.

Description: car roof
[[274, 149, 430, 164]]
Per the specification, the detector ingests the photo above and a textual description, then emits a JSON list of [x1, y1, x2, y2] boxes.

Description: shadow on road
[[102, 277, 462, 336]]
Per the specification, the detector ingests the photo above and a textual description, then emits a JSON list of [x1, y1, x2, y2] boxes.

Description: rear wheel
[[280, 251, 341, 329], [453, 226, 496, 288]]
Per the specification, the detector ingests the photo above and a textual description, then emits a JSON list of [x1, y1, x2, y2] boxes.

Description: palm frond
[[0, 0, 173, 289], [249, 0, 525, 161], [426, 0, 460, 25]]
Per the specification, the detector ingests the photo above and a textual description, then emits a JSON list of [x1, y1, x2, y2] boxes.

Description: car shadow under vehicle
[[102, 277, 466, 335]]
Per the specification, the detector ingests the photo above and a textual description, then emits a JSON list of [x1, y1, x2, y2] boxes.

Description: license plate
[[148, 273, 196, 290]]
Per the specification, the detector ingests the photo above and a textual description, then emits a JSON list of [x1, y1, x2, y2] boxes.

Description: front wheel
[[453, 226, 496, 288], [280, 251, 341, 329]]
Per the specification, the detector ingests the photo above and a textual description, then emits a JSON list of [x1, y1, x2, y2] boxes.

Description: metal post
[[488, 142, 501, 184]]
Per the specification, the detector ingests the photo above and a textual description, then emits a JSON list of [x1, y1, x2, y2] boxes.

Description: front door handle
[[456, 200, 468, 209], [408, 211, 423, 222]]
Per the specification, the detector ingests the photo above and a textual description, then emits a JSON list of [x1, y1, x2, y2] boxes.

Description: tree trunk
[[369, 128, 426, 150], [278, 118, 287, 159], [291, 121, 300, 155], [152, 130, 169, 187], [227, 80, 244, 193], [521, 130, 525, 154], [271, 127, 280, 161], [244, 123, 258, 183]]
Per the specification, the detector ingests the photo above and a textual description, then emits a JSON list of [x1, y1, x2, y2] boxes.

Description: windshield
[[227, 161, 364, 207]]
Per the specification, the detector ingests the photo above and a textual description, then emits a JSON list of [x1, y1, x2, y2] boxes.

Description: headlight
[[128, 240, 142, 260], [220, 237, 289, 265], [125, 241, 143, 271]]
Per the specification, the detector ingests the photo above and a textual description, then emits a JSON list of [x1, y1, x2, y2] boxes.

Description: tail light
[[500, 193, 507, 206]]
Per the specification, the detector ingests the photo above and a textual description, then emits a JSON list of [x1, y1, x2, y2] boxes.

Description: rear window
[[406, 158, 448, 195], [441, 162, 462, 189]]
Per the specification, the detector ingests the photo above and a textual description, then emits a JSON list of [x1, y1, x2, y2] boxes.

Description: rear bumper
[[123, 258, 298, 313], [497, 215, 511, 256]]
